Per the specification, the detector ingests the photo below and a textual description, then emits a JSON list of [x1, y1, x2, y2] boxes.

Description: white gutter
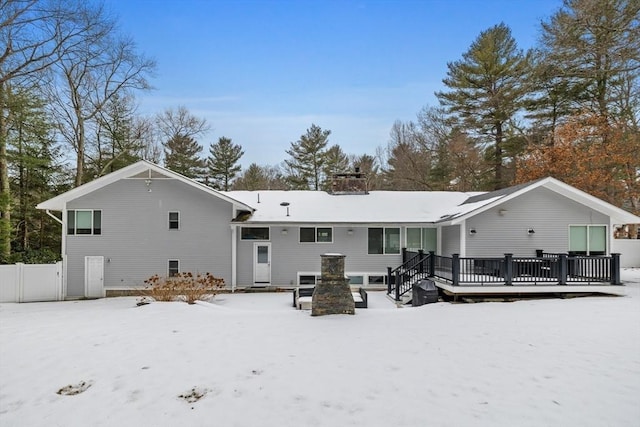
[[230, 224, 237, 292]]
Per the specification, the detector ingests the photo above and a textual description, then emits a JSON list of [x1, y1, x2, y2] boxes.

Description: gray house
[[37, 160, 640, 298]]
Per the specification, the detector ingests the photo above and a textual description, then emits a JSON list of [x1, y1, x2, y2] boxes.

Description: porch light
[[347, 229, 354, 235], [527, 228, 535, 235], [469, 228, 477, 235], [145, 179, 152, 192], [281, 229, 288, 235]]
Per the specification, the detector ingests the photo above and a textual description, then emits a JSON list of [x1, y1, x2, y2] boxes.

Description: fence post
[[504, 254, 513, 286], [418, 249, 424, 274], [387, 266, 392, 295], [428, 251, 435, 277], [452, 254, 460, 286], [16, 263, 25, 303], [610, 253, 621, 285], [536, 249, 543, 258], [558, 253, 567, 285]]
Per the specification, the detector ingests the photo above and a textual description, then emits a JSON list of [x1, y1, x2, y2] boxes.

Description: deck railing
[[387, 250, 622, 300]]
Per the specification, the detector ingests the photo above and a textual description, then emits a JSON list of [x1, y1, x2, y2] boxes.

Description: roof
[[36, 161, 254, 212], [37, 161, 640, 226], [225, 190, 490, 224]]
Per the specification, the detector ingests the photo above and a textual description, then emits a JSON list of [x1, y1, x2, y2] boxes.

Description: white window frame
[[568, 224, 608, 255], [368, 227, 401, 255], [67, 209, 102, 236], [299, 227, 333, 244], [240, 227, 270, 241], [168, 211, 180, 230], [168, 259, 180, 277]]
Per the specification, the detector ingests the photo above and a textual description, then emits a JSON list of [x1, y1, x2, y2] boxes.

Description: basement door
[[84, 256, 104, 298], [253, 243, 271, 284]]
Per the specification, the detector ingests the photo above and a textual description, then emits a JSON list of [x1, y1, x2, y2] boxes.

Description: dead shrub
[[142, 272, 225, 304]]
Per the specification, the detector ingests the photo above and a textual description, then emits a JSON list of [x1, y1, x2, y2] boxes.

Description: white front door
[[84, 256, 104, 298], [254, 243, 271, 284]]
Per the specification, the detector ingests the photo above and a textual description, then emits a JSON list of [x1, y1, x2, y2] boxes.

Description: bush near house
[[142, 272, 225, 304]]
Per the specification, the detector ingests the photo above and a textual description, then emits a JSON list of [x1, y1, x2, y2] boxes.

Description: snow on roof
[[224, 190, 493, 224]]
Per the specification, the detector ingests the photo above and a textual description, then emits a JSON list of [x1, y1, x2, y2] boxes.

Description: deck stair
[[387, 250, 432, 303]]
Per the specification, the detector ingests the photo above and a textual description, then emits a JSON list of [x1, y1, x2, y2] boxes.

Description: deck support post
[[504, 253, 513, 285], [428, 251, 435, 277], [535, 249, 543, 258], [452, 254, 460, 286], [610, 253, 621, 285], [558, 253, 568, 285]]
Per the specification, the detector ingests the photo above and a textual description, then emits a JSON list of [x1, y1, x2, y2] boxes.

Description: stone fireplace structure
[[311, 253, 355, 316]]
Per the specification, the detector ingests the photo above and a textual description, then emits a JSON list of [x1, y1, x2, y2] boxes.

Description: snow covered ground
[[1, 270, 639, 427]]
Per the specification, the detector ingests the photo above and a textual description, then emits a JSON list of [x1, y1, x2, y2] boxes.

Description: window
[[569, 225, 607, 255], [169, 212, 180, 230], [168, 260, 180, 277], [67, 210, 101, 235], [299, 275, 318, 285], [406, 228, 437, 252], [300, 227, 333, 243], [347, 275, 364, 285], [241, 227, 270, 240], [368, 227, 400, 254], [368, 275, 386, 285]]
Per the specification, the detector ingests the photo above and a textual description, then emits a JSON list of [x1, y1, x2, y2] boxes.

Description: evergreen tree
[[163, 135, 205, 179], [284, 124, 330, 190], [207, 137, 243, 191], [232, 163, 287, 190], [538, 0, 640, 124], [321, 145, 350, 190], [436, 23, 531, 190], [6, 87, 64, 262]]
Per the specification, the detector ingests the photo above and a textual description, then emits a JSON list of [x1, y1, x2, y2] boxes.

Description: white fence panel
[[0, 265, 18, 302], [0, 262, 63, 303], [612, 239, 640, 268]]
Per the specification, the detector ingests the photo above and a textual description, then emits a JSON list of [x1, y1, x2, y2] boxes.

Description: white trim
[[253, 242, 271, 284], [168, 211, 180, 230], [36, 160, 255, 213], [449, 177, 640, 226], [168, 259, 180, 277], [230, 224, 237, 292]]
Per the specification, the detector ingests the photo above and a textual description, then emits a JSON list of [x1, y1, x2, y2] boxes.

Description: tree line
[[1, 0, 638, 262]]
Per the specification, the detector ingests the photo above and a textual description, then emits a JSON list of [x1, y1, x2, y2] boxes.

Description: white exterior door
[[253, 243, 271, 284], [84, 256, 104, 298]]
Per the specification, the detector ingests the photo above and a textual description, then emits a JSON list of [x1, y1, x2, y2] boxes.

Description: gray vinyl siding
[[440, 225, 460, 256], [236, 226, 402, 287], [465, 187, 610, 257], [66, 178, 233, 296]]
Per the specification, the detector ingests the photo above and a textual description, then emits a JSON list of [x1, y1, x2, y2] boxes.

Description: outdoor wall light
[[281, 229, 288, 235], [144, 179, 152, 192], [498, 208, 507, 216], [527, 228, 535, 235], [469, 228, 477, 235], [347, 229, 354, 235]]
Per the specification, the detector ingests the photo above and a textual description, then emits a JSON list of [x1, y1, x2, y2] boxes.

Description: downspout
[[46, 209, 66, 300]]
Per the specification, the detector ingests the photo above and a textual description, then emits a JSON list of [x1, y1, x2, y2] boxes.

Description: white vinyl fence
[[0, 262, 63, 303], [611, 239, 640, 268]]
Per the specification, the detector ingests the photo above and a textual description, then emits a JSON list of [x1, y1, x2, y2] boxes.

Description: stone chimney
[[329, 168, 368, 195], [312, 254, 355, 316]]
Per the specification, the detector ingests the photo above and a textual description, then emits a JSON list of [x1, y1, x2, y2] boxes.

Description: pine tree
[[163, 135, 205, 179], [206, 137, 243, 191], [284, 124, 330, 190], [436, 23, 531, 190], [321, 145, 350, 190]]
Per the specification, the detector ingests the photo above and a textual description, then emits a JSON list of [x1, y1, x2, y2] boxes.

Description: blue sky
[[106, 0, 563, 168]]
